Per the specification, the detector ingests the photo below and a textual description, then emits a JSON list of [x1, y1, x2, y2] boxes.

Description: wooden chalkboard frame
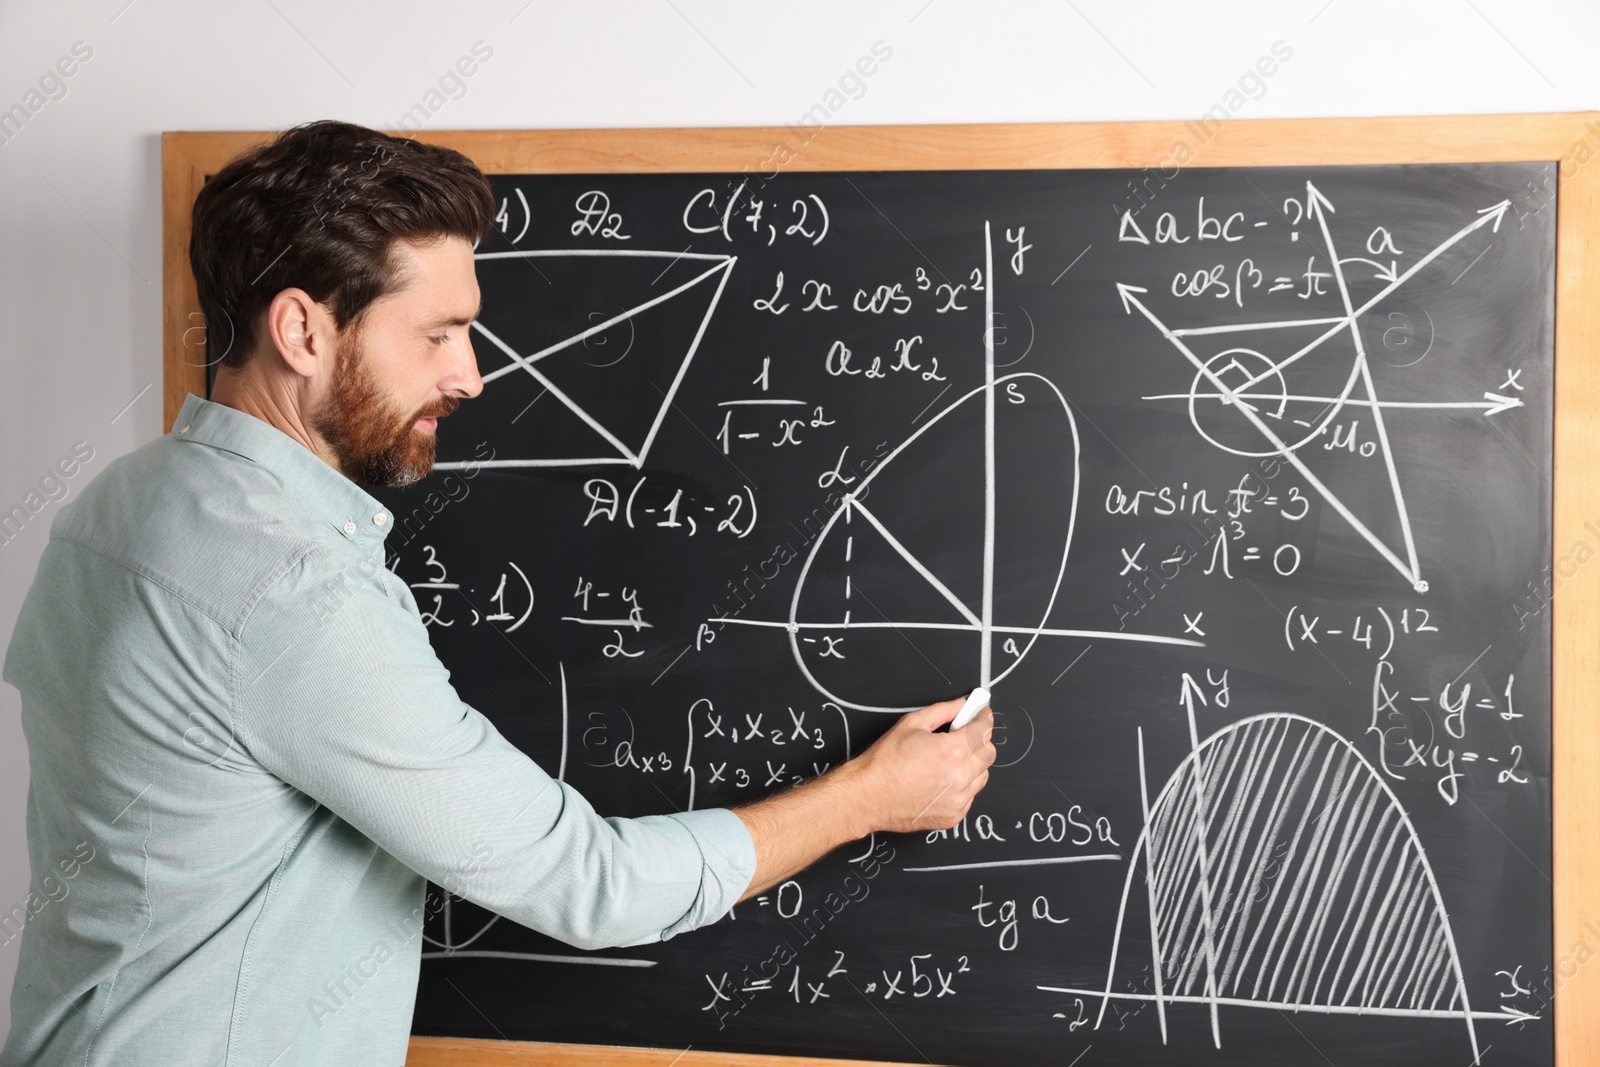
[[161, 114, 1600, 1067]]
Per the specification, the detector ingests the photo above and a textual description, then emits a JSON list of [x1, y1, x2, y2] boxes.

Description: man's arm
[[239, 545, 994, 943], [732, 697, 995, 901], [237, 547, 755, 950]]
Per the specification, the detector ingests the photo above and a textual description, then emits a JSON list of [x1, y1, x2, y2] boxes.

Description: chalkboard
[[159, 120, 1600, 1067], [358, 160, 1557, 1067]]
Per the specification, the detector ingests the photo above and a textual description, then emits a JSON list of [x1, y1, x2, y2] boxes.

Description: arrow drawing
[[1120, 186, 1518, 591]]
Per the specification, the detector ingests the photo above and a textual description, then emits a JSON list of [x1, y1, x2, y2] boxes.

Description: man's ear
[[263, 288, 338, 380]]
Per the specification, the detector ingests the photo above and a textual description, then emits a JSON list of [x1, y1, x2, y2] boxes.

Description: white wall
[[1, 0, 1595, 1041]]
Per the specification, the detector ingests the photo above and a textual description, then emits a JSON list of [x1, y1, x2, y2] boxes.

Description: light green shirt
[[2, 394, 755, 1066]]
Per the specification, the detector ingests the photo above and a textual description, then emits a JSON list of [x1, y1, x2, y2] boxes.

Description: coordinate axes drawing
[[1040, 678, 1534, 1064], [719, 224, 1203, 713], [1122, 183, 1518, 593]]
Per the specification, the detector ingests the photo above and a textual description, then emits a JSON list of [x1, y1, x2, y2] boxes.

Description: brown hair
[[189, 120, 494, 368]]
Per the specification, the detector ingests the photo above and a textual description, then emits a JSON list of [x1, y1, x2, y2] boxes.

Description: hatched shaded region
[[1038, 713, 1513, 1063], [1143, 714, 1467, 1018]]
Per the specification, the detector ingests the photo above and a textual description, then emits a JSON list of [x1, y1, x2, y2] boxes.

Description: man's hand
[[732, 697, 997, 900], [844, 697, 996, 835]]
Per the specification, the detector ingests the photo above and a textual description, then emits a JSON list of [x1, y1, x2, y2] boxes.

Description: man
[[1, 121, 994, 1065]]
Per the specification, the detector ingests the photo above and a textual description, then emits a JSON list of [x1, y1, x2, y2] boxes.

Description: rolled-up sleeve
[[232, 544, 755, 951]]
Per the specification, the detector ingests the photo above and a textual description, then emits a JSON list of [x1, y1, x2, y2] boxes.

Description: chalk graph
[[1040, 682, 1534, 1063], [720, 224, 1203, 712], [1122, 183, 1518, 593]]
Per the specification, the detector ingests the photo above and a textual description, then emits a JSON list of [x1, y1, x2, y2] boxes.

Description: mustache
[[417, 396, 460, 420]]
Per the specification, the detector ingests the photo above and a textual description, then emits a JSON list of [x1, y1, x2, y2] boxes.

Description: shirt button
[[178, 424, 191, 434], [342, 520, 357, 536], [373, 512, 387, 526]]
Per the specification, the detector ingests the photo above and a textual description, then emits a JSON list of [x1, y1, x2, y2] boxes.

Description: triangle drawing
[[1121, 185, 1514, 593], [794, 495, 984, 632], [435, 250, 736, 471]]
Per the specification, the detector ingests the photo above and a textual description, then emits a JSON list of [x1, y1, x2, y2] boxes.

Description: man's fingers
[[910, 782, 953, 827], [884, 698, 1001, 833], [953, 706, 993, 741], [954, 707, 996, 763], [906, 696, 965, 730], [947, 769, 990, 827]]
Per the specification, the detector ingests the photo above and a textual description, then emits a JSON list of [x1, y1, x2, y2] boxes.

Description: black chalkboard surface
[[373, 163, 1555, 1066]]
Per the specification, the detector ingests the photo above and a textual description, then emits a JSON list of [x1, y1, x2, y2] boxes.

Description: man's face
[[310, 236, 482, 487]]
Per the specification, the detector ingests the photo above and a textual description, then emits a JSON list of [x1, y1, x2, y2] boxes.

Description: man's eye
[[430, 334, 448, 345]]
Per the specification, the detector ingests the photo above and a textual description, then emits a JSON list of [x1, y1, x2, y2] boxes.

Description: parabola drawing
[[1042, 711, 1532, 1063]]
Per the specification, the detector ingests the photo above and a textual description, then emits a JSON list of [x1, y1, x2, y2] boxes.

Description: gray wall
[[2, 0, 1596, 1041]]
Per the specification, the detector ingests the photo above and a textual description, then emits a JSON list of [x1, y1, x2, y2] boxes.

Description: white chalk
[[951, 687, 991, 731]]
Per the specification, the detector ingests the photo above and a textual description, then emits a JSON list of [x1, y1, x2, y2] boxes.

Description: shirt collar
[[170, 393, 394, 548]]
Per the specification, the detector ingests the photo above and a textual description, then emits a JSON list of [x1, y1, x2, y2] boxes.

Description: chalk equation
[[383, 162, 1555, 1066]]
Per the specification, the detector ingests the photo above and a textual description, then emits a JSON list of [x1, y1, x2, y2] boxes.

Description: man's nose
[[446, 332, 483, 399]]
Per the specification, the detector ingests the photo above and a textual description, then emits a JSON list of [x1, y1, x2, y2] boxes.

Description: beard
[[310, 329, 459, 488]]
